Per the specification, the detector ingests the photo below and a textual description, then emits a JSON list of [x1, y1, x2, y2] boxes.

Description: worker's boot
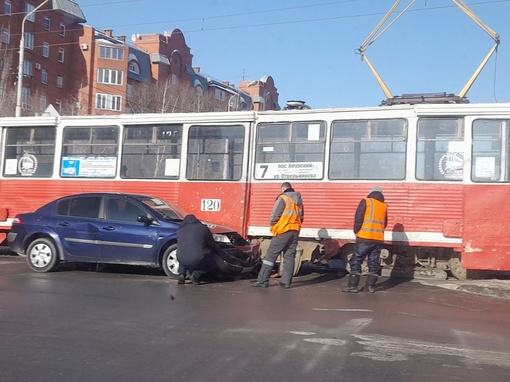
[[342, 274, 360, 293], [252, 262, 272, 288], [364, 274, 378, 293]]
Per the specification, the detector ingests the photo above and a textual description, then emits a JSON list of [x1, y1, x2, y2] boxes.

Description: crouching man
[[176, 214, 218, 285]]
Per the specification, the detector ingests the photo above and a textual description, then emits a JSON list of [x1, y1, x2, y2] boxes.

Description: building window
[[24, 32, 34, 50], [97, 68, 123, 85], [128, 61, 139, 74], [42, 42, 49, 57], [44, 16, 50, 30], [39, 96, 47, 111], [127, 84, 133, 95], [2, 28, 9, 44], [22, 59, 32, 77], [58, 48, 64, 63], [21, 87, 30, 104], [25, 3, 35, 22], [214, 89, 225, 101], [4, 1, 11, 15], [95, 93, 122, 111], [1, 58, 9, 72], [99, 46, 124, 60], [171, 74, 178, 85], [41, 69, 47, 84], [55, 99, 62, 113], [59, 22, 65, 36], [57, 74, 63, 88]]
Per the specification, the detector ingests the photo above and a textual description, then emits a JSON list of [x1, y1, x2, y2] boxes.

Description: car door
[[98, 197, 161, 264], [51, 195, 103, 262]]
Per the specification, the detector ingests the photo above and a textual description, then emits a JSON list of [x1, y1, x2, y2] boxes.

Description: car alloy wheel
[[26, 238, 59, 273], [162, 243, 180, 279]]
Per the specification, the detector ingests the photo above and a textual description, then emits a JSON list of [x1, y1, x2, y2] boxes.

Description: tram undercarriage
[[330, 243, 487, 281], [257, 238, 487, 281]]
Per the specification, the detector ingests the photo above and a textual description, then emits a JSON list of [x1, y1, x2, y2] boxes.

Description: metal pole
[[15, 0, 49, 117]]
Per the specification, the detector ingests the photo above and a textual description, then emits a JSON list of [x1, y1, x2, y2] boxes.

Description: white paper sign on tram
[[255, 162, 323, 179]]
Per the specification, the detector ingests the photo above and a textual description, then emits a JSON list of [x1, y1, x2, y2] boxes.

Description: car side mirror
[[137, 215, 153, 225]]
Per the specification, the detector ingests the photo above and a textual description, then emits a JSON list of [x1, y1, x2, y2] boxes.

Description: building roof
[[52, 0, 87, 23], [128, 48, 153, 83]]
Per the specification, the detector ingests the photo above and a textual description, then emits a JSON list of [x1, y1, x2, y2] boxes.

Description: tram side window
[[122, 124, 182, 179], [330, 119, 406, 180], [61, 126, 119, 178], [471, 119, 509, 182], [187, 125, 244, 181], [416, 118, 464, 181], [3, 126, 56, 177], [254, 121, 325, 180]]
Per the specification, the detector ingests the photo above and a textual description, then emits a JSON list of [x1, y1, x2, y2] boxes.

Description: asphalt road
[[1, 255, 510, 382]]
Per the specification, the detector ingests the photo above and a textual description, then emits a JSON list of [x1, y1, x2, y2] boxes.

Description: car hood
[[201, 220, 237, 235]]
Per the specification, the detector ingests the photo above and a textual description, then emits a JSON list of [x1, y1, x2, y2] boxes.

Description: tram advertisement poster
[[61, 157, 117, 178], [255, 162, 323, 179]]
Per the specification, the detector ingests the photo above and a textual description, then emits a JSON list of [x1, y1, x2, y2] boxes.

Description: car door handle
[[102, 226, 115, 231], [58, 222, 70, 227]]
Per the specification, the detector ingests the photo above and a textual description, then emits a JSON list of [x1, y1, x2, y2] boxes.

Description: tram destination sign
[[255, 162, 323, 179]]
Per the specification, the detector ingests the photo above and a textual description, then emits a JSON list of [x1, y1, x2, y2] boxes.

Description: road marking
[[313, 308, 373, 312]]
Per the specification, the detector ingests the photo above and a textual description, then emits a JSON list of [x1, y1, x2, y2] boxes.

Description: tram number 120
[[201, 199, 221, 212]]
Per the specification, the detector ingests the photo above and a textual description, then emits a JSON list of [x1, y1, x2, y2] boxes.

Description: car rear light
[[11, 215, 23, 225]]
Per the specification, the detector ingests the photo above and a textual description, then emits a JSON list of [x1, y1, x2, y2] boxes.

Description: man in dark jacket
[[176, 214, 218, 285], [252, 182, 304, 289], [343, 186, 388, 293]]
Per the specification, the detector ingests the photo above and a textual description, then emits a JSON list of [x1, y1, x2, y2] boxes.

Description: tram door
[[462, 119, 510, 271], [178, 124, 250, 236]]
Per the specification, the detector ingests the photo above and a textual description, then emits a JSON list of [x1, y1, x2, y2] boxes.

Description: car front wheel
[[26, 238, 59, 273], [162, 243, 180, 279]]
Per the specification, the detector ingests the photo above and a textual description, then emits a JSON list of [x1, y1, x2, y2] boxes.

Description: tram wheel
[[448, 255, 488, 280]]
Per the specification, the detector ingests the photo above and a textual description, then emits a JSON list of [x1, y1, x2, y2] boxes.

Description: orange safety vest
[[356, 198, 387, 241], [270, 194, 302, 236]]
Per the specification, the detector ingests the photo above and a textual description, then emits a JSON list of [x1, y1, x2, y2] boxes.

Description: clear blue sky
[[77, 0, 510, 108]]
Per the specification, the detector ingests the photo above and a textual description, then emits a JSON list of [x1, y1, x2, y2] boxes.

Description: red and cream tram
[[1, 102, 509, 279]]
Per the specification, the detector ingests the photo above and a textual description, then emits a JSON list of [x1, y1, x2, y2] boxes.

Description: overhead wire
[[3, 0, 510, 110]]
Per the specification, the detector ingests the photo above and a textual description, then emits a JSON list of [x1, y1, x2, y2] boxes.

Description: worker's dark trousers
[[349, 241, 382, 276], [257, 230, 299, 285]]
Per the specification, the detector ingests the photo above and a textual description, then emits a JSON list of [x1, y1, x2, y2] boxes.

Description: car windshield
[[135, 195, 188, 221]]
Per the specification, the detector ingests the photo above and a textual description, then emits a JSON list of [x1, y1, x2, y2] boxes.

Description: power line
[[86, 0, 510, 34]]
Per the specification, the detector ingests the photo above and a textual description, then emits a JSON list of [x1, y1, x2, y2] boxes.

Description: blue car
[[7, 193, 260, 279]]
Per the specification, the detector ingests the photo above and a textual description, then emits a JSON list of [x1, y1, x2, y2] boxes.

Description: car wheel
[[26, 238, 59, 273], [162, 243, 180, 279]]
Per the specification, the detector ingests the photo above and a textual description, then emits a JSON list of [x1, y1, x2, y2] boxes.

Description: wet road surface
[[1, 256, 509, 382]]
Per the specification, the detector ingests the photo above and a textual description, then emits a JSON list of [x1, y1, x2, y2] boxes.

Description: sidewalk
[[417, 274, 510, 300], [302, 262, 510, 301]]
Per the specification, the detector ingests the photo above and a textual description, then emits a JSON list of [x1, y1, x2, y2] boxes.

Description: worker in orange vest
[[343, 186, 388, 293], [252, 182, 304, 289]]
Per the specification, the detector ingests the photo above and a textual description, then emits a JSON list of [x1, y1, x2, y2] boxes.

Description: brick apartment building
[[0, 0, 280, 116]]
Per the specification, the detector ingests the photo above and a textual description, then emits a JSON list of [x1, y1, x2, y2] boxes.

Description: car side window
[[56, 199, 71, 215], [107, 198, 144, 223], [68, 197, 101, 218]]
